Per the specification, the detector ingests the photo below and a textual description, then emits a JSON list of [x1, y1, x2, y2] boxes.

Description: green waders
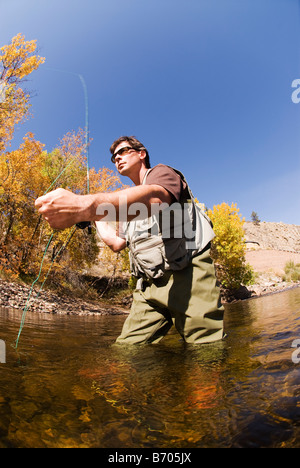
[[116, 248, 224, 345]]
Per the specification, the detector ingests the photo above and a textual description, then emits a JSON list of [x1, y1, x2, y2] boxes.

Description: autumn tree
[[0, 133, 46, 278], [251, 211, 261, 225], [0, 35, 127, 292], [0, 34, 45, 153], [0, 34, 45, 279], [0, 128, 125, 288], [207, 202, 254, 290]]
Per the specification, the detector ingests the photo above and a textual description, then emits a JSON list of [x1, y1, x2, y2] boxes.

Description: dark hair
[[110, 136, 151, 169]]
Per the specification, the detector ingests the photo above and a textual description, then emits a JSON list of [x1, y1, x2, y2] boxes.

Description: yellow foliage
[[0, 34, 45, 152], [0, 34, 44, 79], [0, 35, 128, 288], [0, 129, 124, 284], [207, 202, 254, 289]]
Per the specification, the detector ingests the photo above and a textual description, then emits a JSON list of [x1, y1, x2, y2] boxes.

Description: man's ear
[[139, 150, 146, 162]]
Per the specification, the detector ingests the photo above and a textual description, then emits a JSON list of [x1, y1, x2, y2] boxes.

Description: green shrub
[[283, 261, 300, 282]]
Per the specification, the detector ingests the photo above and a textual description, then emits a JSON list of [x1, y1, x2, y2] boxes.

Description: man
[[36, 136, 224, 345]]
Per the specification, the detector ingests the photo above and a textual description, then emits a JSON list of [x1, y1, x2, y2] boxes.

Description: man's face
[[112, 141, 145, 176]]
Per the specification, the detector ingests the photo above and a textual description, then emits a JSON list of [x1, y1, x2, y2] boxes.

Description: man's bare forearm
[[88, 185, 171, 221], [95, 221, 126, 252], [35, 184, 172, 230]]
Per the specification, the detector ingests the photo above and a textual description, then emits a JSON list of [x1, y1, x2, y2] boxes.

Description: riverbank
[[242, 221, 300, 301], [1, 273, 299, 317], [1, 220, 300, 314], [0, 278, 129, 316], [244, 249, 300, 299]]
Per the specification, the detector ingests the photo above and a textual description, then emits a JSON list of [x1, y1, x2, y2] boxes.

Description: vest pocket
[[131, 235, 165, 279]]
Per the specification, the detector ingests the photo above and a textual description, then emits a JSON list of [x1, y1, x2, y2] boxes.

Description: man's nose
[[115, 154, 123, 164]]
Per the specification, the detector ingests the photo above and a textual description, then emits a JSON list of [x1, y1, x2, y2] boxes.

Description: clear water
[[1, 287, 300, 448]]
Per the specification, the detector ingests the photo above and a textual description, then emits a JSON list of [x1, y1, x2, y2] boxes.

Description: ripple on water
[[0, 287, 300, 447]]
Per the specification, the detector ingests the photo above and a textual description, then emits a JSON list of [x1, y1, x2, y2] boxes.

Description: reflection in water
[[0, 287, 300, 447]]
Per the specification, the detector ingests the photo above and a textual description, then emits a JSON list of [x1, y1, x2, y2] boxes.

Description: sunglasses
[[111, 146, 136, 163]]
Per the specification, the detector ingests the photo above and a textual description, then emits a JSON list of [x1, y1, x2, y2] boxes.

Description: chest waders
[[116, 166, 224, 345]]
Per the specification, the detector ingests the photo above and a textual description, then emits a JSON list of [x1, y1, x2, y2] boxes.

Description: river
[[0, 287, 300, 448]]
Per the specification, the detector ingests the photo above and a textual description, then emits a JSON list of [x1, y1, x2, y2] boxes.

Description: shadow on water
[[0, 287, 300, 447]]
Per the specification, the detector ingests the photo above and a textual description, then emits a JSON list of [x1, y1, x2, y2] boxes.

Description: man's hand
[[35, 184, 172, 230], [35, 188, 91, 230]]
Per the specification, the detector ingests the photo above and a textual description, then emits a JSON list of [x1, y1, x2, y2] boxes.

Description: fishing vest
[[124, 166, 215, 280]]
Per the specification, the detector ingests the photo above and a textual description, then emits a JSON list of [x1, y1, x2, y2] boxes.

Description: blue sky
[[1, 0, 300, 224]]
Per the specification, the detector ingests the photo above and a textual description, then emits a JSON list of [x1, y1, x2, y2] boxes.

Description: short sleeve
[[145, 164, 188, 202]]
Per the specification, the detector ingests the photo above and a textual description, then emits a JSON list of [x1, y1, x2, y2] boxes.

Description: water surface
[[1, 287, 300, 448]]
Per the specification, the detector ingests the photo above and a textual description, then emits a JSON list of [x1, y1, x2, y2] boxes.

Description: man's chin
[[118, 166, 128, 175]]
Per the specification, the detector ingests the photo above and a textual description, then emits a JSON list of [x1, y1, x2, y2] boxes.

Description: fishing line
[[78, 73, 90, 195], [13, 225, 76, 348], [43, 157, 78, 195], [14, 180, 77, 349], [44, 67, 90, 196], [14, 68, 91, 348], [15, 233, 54, 348], [14, 224, 78, 349], [45, 68, 92, 232], [35, 226, 77, 300]]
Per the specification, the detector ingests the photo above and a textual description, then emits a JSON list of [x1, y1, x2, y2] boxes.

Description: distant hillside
[[244, 222, 300, 253]]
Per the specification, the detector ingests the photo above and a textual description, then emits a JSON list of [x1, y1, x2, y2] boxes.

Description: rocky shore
[[243, 221, 300, 300], [1, 221, 299, 315], [236, 277, 300, 301], [0, 278, 129, 316], [0, 272, 299, 318]]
